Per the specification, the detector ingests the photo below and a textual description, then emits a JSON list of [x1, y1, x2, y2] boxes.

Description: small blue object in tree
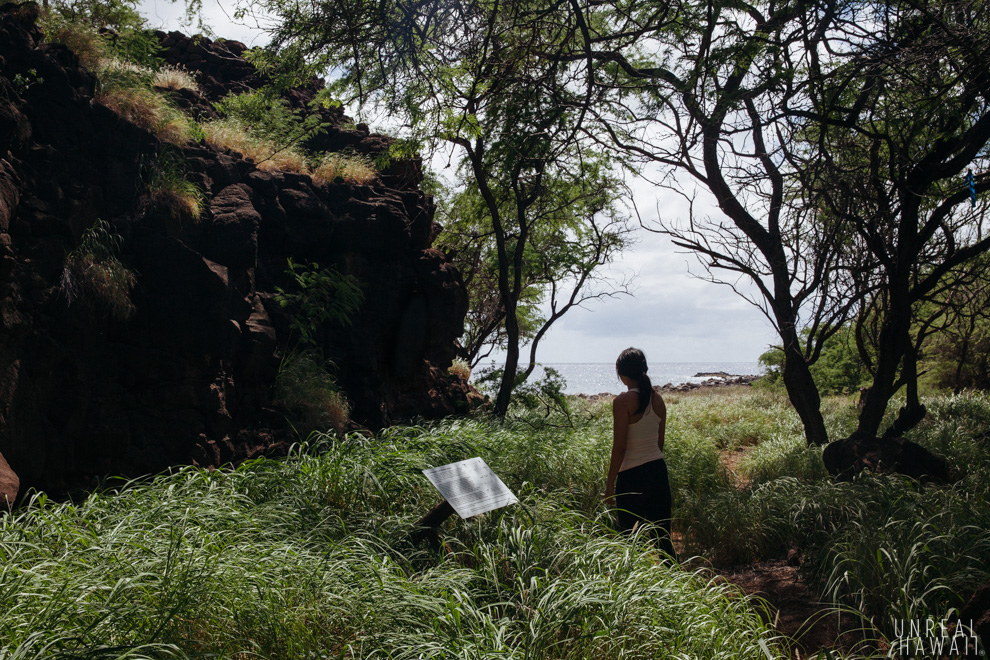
[[966, 169, 976, 207]]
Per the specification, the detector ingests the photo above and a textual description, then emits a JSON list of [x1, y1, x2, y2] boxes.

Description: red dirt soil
[[705, 449, 868, 659]]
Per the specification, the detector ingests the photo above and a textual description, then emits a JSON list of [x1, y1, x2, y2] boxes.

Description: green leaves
[[274, 259, 363, 347], [212, 89, 327, 158]]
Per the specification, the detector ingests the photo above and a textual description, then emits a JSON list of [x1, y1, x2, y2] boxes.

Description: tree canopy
[[560, 0, 990, 444], [245, 0, 990, 436], [250, 0, 632, 415]]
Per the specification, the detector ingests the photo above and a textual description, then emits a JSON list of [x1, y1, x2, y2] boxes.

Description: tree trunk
[[856, 287, 913, 439], [494, 308, 520, 418], [780, 329, 829, 446]]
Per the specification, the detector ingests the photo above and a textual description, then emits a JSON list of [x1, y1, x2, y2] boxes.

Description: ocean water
[[475, 362, 764, 395]]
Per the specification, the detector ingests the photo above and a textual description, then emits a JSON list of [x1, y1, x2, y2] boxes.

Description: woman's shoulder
[[612, 390, 638, 409]]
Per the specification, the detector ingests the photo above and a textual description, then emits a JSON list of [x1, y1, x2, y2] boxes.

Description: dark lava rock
[[959, 583, 990, 656], [0, 4, 472, 498], [0, 450, 17, 509], [822, 432, 951, 483]]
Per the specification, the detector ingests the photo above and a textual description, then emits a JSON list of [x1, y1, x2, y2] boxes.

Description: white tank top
[[619, 389, 664, 471]]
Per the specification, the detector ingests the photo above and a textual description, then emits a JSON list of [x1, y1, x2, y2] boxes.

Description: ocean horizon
[[473, 361, 765, 395]]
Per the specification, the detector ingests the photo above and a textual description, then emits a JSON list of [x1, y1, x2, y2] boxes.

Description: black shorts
[[615, 458, 675, 557]]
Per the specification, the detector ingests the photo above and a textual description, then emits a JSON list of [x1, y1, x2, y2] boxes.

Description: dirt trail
[[707, 449, 865, 659], [712, 560, 864, 658]]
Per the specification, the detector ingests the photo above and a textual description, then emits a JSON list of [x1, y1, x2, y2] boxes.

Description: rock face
[[0, 450, 17, 510], [960, 583, 990, 655], [0, 3, 469, 499], [658, 373, 761, 393]]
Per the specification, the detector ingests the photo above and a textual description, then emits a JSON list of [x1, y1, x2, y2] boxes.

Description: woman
[[605, 347, 676, 558]]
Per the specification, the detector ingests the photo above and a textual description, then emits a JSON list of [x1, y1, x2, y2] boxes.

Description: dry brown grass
[[153, 65, 199, 92], [155, 114, 196, 144], [448, 358, 471, 381], [96, 84, 164, 127], [146, 149, 203, 223], [95, 84, 195, 144], [149, 188, 202, 222], [61, 255, 137, 319], [202, 118, 308, 173], [58, 220, 137, 320], [312, 153, 378, 185], [46, 21, 105, 69]]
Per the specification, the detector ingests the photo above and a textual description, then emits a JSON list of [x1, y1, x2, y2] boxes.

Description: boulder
[[0, 450, 17, 509], [822, 432, 951, 483], [959, 583, 990, 655]]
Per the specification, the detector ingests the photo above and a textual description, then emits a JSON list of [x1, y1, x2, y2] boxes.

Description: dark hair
[[616, 347, 652, 414]]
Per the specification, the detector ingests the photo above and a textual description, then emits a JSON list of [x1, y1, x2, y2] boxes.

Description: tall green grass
[[3, 388, 987, 658], [0, 416, 783, 659], [663, 388, 990, 653]]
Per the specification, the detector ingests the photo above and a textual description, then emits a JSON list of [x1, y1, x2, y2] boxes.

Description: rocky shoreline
[[572, 371, 762, 402]]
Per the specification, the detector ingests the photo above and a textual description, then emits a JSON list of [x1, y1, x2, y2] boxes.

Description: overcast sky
[[137, 0, 780, 364]]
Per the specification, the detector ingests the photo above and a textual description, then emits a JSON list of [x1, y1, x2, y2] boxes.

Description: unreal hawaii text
[[891, 617, 983, 658]]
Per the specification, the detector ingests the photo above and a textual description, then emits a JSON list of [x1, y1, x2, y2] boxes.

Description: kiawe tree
[[248, 0, 631, 416], [248, 0, 990, 441], [791, 0, 990, 447], [568, 0, 853, 446], [565, 0, 990, 454], [437, 167, 631, 373]]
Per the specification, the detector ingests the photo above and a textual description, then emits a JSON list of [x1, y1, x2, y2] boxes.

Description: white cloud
[[138, 0, 270, 46], [529, 254, 779, 363]]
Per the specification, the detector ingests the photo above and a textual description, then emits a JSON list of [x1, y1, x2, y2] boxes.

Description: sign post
[[413, 457, 518, 547]]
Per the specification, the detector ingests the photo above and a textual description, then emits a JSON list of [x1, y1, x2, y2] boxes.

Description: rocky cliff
[[0, 2, 472, 504]]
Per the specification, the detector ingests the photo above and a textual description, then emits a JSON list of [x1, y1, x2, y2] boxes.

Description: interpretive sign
[[422, 457, 518, 519]]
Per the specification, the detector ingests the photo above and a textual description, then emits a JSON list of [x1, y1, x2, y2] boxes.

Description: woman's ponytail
[[637, 372, 653, 414]]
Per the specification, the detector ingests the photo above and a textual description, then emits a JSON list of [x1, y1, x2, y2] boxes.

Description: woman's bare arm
[[656, 393, 667, 453], [606, 395, 630, 505]]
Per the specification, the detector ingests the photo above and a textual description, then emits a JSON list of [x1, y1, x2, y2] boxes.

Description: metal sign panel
[[422, 457, 518, 519]]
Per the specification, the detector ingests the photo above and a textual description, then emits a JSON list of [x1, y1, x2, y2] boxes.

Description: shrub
[[43, 19, 106, 69], [201, 117, 308, 172], [211, 89, 325, 165], [41, 0, 164, 65], [152, 64, 199, 92], [312, 153, 378, 185], [472, 365, 573, 422], [274, 259, 363, 346], [274, 351, 349, 433], [58, 219, 136, 319], [758, 325, 869, 396]]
